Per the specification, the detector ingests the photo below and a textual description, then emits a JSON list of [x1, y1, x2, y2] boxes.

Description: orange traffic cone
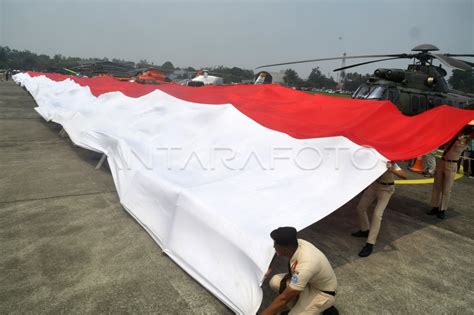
[[408, 156, 424, 173]]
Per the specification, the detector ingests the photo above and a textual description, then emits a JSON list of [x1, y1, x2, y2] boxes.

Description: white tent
[[191, 71, 224, 85]]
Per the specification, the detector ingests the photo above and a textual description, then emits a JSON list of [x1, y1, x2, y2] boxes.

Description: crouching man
[[262, 227, 338, 315]]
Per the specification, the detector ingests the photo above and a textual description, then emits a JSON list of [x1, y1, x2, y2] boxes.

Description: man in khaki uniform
[[429, 126, 474, 219], [262, 227, 337, 315], [351, 161, 407, 257]]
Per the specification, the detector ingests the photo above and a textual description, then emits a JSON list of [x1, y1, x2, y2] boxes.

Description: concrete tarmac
[[1, 80, 473, 314]]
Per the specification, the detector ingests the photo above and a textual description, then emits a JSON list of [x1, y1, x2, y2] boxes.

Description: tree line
[[283, 67, 371, 91], [1, 46, 472, 93]]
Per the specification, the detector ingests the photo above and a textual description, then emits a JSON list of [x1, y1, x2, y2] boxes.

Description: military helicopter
[[256, 44, 474, 115]]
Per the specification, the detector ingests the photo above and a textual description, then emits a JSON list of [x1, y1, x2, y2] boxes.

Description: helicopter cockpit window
[[353, 84, 386, 100], [366, 86, 386, 100], [353, 85, 370, 99]]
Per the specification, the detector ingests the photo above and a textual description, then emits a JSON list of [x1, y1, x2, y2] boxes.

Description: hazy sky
[[1, 0, 472, 78]]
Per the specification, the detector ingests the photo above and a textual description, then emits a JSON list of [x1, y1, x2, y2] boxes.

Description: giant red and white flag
[[14, 72, 474, 314]]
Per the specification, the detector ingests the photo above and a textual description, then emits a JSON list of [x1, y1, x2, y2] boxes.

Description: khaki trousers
[[356, 182, 394, 245], [431, 160, 457, 211], [269, 273, 335, 315]]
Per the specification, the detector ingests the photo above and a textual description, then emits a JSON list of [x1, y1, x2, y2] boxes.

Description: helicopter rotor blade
[[256, 54, 407, 69], [443, 54, 474, 58], [456, 60, 474, 67], [440, 54, 474, 67], [431, 53, 472, 71], [333, 57, 409, 72]]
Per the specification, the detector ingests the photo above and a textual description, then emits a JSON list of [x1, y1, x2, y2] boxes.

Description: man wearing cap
[[351, 161, 407, 257], [262, 227, 337, 315], [428, 125, 474, 219]]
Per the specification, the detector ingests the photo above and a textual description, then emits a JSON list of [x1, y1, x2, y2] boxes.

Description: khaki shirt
[[288, 239, 337, 292], [376, 163, 401, 184], [444, 135, 470, 161]]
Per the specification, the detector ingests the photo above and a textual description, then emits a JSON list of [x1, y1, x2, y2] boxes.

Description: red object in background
[[135, 69, 167, 85]]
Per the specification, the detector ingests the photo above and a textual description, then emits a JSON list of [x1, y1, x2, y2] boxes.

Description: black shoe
[[351, 230, 369, 237], [437, 210, 446, 219], [427, 207, 439, 215], [358, 243, 373, 257], [322, 306, 339, 315]]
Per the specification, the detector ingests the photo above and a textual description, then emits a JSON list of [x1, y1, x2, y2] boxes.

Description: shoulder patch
[[291, 273, 299, 284]]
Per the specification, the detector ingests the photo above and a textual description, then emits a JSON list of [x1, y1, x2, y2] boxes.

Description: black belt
[[441, 157, 458, 163], [321, 290, 336, 296], [376, 181, 394, 185]]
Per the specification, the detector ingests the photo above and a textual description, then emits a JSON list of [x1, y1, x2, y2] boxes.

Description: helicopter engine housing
[[374, 68, 405, 82], [385, 69, 405, 82]]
